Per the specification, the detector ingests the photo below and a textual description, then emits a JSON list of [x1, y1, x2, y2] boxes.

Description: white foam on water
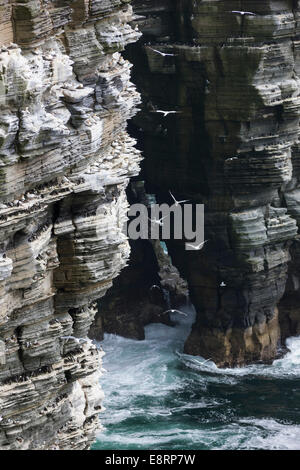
[[178, 335, 300, 379], [94, 303, 300, 450], [237, 418, 300, 450]]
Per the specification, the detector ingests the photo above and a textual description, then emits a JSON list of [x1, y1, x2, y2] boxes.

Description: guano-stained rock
[[0, 0, 141, 450]]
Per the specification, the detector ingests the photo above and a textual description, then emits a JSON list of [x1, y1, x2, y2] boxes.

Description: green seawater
[[92, 304, 300, 450]]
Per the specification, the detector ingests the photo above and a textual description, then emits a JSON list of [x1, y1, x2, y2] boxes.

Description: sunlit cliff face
[[0, 0, 141, 450]]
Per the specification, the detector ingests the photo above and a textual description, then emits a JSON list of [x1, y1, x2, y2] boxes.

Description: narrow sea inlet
[[92, 305, 300, 450]]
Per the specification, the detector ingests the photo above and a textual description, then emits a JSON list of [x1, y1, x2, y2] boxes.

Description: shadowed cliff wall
[[127, 0, 300, 367]]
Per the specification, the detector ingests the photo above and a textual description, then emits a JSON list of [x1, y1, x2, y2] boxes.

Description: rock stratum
[[2, 0, 300, 451], [0, 0, 141, 449], [127, 0, 300, 367]]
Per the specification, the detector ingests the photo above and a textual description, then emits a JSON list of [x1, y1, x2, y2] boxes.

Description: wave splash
[[92, 304, 300, 450]]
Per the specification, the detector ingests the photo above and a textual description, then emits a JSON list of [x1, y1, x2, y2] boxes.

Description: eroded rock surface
[[128, 0, 300, 366], [0, 0, 141, 449]]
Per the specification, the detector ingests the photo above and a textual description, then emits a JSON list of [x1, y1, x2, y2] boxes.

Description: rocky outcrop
[[128, 0, 300, 366], [0, 0, 141, 449]]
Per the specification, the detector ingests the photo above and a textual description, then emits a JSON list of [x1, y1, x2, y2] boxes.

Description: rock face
[[0, 0, 141, 449], [128, 0, 300, 366]]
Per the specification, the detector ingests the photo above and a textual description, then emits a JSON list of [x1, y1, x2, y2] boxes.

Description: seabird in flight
[[148, 216, 168, 226], [159, 309, 188, 317], [154, 110, 181, 117], [149, 48, 177, 57], [185, 240, 209, 250], [231, 11, 256, 16], [169, 190, 190, 206]]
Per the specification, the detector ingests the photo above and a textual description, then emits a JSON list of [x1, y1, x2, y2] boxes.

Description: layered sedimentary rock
[[128, 0, 300, 366], [0, 0, 141, 449]]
